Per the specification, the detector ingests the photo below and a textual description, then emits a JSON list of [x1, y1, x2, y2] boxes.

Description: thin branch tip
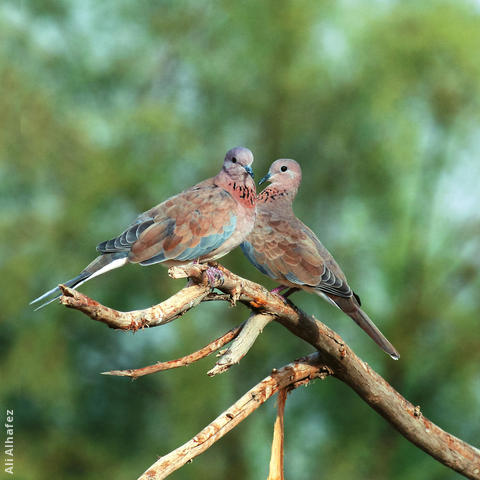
[[57, 262, 480, 480]]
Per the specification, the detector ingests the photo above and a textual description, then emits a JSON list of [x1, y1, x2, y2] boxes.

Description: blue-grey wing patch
[[97, 218, 156, 254], [240, 241, 277, 279], [284, 271, 306, 285], [139, 251, 166, 265], [139, 214, 237, 265]]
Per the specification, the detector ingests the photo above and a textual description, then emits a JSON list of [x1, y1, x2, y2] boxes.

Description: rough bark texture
[[138, 356, 328, 480], [102, 324, 244, 378], [59, 263, 480, 480], [208, 312, 275, 376]]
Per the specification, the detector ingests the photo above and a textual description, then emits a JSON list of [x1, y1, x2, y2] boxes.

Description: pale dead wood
[[267, 388, 288, 480], [208, 312, 275, 376], [276, 309, 480, 480], [102, 323, 244, 378], [60, 263, 480, 480], [137, 354, 329, 480], [60, 263, 293, 330], [59, 282, 211, 330]]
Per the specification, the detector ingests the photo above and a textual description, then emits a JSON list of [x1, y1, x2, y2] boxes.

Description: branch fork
[[57, 262, 480, 480]]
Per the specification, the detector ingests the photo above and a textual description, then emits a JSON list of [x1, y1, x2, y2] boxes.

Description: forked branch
[[59, 263, 480, 480], [102, 323, 244, 378], [138, 354, 329, 480]]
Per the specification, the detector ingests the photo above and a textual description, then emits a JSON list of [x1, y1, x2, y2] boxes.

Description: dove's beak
[[243, 165, 254, 179], [258, 172, 271, 185]]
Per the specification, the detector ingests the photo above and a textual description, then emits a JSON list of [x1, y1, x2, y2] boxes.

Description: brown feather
[[242, 158, 399, 359]]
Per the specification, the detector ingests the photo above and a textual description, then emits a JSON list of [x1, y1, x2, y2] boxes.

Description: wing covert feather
[[246, 213, 352, 298], [97, 184, 238, 265]]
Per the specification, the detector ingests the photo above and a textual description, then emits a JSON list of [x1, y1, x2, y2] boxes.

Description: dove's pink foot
[[270, 285, 290, 302], [270, 285, 288, 295], [270, 285, 299, 302], [206, 266, 224, 287]]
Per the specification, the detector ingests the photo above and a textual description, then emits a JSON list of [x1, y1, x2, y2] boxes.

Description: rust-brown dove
[[241, 159, 399, 359], [32, 147, 256, 309]]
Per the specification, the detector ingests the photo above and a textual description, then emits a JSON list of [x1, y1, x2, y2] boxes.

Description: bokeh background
[[2, 1, 480, 479]]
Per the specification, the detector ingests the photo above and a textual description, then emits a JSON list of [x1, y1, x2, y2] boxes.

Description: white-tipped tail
[[86, 257, 128, 281], [31, 254, 128, 310]]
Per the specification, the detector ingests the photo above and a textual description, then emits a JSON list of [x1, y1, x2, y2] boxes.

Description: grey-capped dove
[[32, 147, 256, 309]]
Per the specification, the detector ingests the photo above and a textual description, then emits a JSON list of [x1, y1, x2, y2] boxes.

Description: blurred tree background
[[1, 0, 480, 478]]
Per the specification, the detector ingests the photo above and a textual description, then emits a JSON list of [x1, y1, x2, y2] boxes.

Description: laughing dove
[[241, 159, 399, 360], [32, 147, 256, 309]]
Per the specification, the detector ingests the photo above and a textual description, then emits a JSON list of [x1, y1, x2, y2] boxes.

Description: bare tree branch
[[137, 355, 329, 480], [59, 282, 211, 330], [267, 388, 288, 480], [208, 312, 275, 376], [60, 263, 480, 480], [275, 309, 480, 480], [102, 323, 244, 378]]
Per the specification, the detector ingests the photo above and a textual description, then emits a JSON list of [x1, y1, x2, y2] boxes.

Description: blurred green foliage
[[1, 1, 480, 478]]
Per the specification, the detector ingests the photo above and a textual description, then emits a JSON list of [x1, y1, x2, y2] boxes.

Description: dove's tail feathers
[[347, 307, 400, 360], [29, 272, 90, 310], [319, 292, 400, 360], [30, 253, 129, 310]]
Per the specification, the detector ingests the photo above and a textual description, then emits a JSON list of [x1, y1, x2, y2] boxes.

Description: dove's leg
[[205, 266, 224, 287], [283, 287, 300, 298], [270, 285, 288, 295]]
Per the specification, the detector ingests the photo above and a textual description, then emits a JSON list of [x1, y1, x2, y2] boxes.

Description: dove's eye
[[281, 166, 287, 172], [231, 157, 237, 163]]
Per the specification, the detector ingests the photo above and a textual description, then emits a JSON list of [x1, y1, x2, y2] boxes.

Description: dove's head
[[223, 147, 255, 180], [259, 159, 302, 191]]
